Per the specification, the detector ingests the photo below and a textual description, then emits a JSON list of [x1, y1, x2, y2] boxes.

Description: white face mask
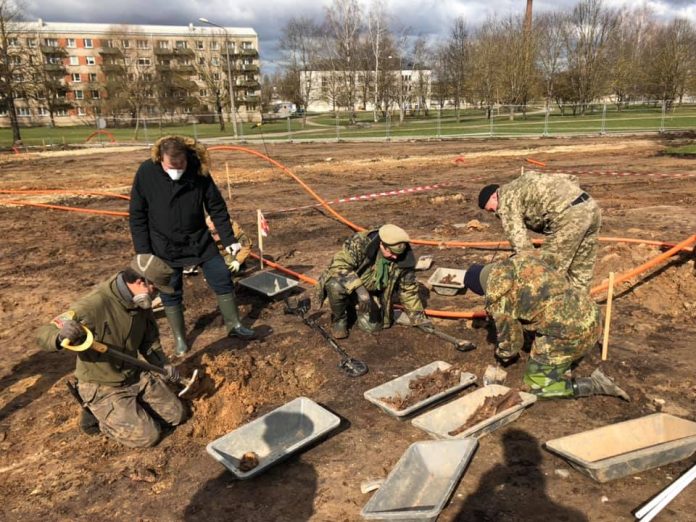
[[165, 168, 185, 181]]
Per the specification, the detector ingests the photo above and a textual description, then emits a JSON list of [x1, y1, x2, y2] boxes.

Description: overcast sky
[[24, 0, 696, 70]]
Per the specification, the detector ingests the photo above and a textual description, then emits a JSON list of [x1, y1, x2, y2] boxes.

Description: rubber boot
[[164, 305, 189, 356], [331, 317, 348, 339], [572, 368, 631, 401], [79, 408, 100, 436], [216, 293, 255, 339]]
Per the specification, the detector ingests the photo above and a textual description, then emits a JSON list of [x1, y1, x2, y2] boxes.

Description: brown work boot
[[331, 318, 348, 339]]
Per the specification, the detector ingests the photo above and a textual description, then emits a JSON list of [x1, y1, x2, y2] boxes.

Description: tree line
[[274, 0, 696, 124]]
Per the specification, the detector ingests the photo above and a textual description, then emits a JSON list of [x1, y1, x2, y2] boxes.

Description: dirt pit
[[1, 135, 696, 521]]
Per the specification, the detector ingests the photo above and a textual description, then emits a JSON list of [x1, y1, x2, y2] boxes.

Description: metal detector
[[284, 297, 368, 378]]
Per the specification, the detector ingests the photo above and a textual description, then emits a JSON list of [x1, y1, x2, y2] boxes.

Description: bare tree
[[324, 0, 362, 123], [411, 36, 431, 117], [443, 17, 469, 121], [191, 32, 228, 130], [279, 16, 323, 126], [561, 0, 618, 114], [0, 0, 27, 144], [366, 0, 390, 122], [27, 41, 71, 127], [536, 11, 565, 108], [468, 21, 497, 118]]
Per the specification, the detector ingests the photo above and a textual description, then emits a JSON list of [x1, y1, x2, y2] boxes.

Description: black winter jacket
[[129, 154, 236, 267]]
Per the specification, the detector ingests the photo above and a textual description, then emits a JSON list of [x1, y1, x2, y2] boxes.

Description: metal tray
[[364, 361, 476, 418], [544, 413, 696, 483], [361, 438, 478, 521], [206, 397, 340, 479], [238, 270, 299, 297], [427, 268, 466, 296], [412, 384, 537, 440]]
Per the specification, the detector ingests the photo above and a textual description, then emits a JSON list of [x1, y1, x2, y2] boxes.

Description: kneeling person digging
[[36, 254, 186, 448], [316, 224, 429, 339], [464, 253, 630, 401]]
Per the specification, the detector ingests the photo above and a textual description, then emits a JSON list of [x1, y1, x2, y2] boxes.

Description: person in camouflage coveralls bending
[[478, 170, 601, 291], [316, 224, 430, 339], [464, 253, 630, 400]]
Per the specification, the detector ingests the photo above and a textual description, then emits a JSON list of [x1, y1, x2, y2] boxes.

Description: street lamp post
[[199, 17, 238, 138]]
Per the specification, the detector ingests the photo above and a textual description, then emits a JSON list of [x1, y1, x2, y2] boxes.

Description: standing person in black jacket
[[129, 135, 255, 356]]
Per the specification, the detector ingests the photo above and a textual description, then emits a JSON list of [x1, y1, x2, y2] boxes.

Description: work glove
[[225, 243, 242, 257], [355, 286, 372, 315], [57, 320, 86, 345], [163, 364, 180, 383], [227, 259, 241, 273]]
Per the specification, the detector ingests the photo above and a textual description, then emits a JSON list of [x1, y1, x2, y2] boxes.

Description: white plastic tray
[[361, 438, 478, 521], [238, 271, 299, 297], [427, 267, 466, 296], [364, 361, 476, 418], [412, 384, 537, 440], [206, 397, 340, 479]]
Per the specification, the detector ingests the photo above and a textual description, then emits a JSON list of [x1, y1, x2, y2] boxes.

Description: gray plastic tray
[[238, 271, 299, 297], [544, 413, 696, 483], [427, 268, 466, 296], [361, 438, 478, 521], [364, 361, 476, 418], [412, 384, 537, 440], [206, 397, 340, 479]]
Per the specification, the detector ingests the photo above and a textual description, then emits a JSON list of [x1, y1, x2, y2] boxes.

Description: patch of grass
[[663, 144, 696, 157]]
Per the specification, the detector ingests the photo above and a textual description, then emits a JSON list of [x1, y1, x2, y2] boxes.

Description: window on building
[[175, 40, 187, 49], [210, 41, 219, 50], [69, 56, 79, 66], [84, 38, 93, 48], [122, 39, 130, 48], [212, 73, 220, 80], [137, 39, 148, 49], [47, 56, 61, 64], [143, 73, 152, 81], [8, 37, 19, 47], [197, 40, 204, 50], [242, 41, 253, 49], [37, 107, 49, 116], [9, 56, 21, 65], [179, 58, 191, 66], [86, 56, 96, 66], [26, 38, 36, 48], [17, 107, 31, 116], [77, 107, 86, 116], [159, 59, 171, 66], [67, 38, 76, 48], [158, 40, 169, 49], [211, 57, 219, 66], [75, 90, 84, 100], [55, 109, 67, 116], [44, 38, 58, 47], [198, 57, 205, 65], [200, 89, 208, 97], [91, 90, 100, 99], [137, 58, 151, 66], [88, 73, 97, 82], [72, 73, 81, 82]]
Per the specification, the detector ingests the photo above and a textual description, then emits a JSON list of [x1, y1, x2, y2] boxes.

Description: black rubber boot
[[164, 304, 189, 356], [79, 408, 100, 436], [331, 318, 349, 339], [326, 278, 350, 339], [217, 293, 255, 339], [572, 368, 631, 401]]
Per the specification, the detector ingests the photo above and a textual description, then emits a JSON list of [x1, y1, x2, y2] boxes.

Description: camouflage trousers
[[542, 198, 601, 291], [78, 372, 185, 448], [325, 277, 386, 334], [523, 359, 574, 399]]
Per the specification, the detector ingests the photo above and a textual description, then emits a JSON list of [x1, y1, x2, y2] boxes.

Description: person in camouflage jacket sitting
[[316, 224, 429, 339]]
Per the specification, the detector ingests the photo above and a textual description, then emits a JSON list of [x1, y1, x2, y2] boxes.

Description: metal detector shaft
[[417, 324, 476, 352], [303, 316, 351, 359]]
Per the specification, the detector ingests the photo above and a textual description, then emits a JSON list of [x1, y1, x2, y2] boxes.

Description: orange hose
[[2, 200, 128, 217], [590, 234, 696, 296]]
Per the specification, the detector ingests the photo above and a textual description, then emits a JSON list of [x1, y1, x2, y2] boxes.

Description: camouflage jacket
[[317, 229, 424, 323], [36, 274, 169, 386], [485, 253, 600, 365], [497, 170, 585, 252]]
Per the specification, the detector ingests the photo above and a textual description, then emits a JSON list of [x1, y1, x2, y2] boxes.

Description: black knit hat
[[478, 184, 499, 209], [464, 263, 493, 296]]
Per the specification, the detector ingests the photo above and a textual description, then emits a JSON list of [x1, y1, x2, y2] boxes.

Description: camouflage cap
[[464, 263, 493, 296], [378, 224, 410, 254], [130, 254, 175, 294]]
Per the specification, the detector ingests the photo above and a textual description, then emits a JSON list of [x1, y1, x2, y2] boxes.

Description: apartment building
[[1, 20, 261, 127]]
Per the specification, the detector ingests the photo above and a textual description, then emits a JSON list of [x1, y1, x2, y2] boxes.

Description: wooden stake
[[225, 162, 232, 202], [601, 272, 615, 361], [257, 209, 264, 270]]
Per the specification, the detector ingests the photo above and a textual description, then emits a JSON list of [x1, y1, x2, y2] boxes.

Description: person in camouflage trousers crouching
[[464, 253, 629, 400], [478, 170, 601, 291], [316, 224, 430, 339], [36, 254, 186, 447]]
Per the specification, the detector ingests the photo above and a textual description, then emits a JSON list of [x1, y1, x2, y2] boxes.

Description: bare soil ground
[[1, 134, 695, 521]]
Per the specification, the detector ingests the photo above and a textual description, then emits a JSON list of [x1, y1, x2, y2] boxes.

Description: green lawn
[[2, 104, 695, 148], [664, 144, 696, 156]]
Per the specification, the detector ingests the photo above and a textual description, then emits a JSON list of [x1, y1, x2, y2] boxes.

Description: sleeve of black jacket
[[204, 177, 236, 247], [129, 165, 153, 254]]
